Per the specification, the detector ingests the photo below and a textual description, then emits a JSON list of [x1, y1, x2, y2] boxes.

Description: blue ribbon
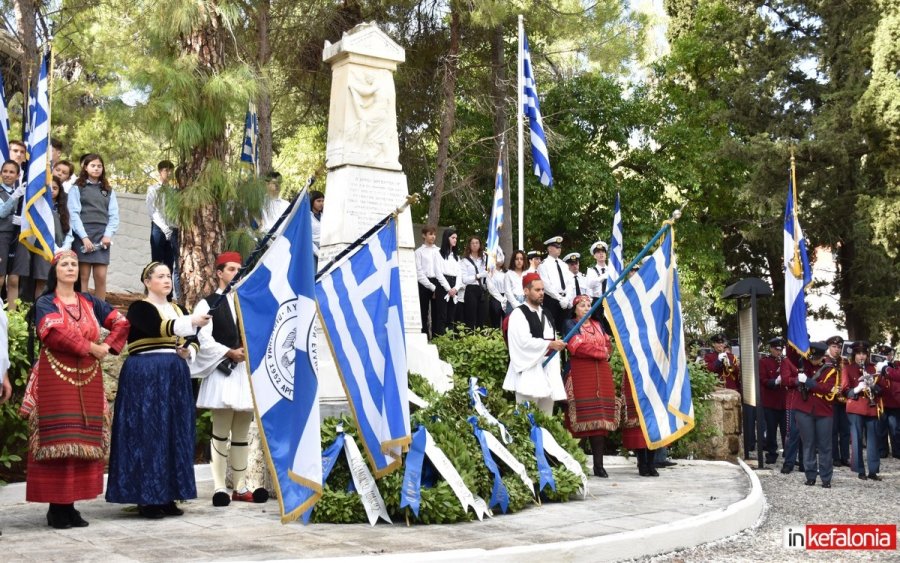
[[400, 425, 428, 517], [302, 431, 346, 523], [468, 416, 509, 513], [528, 414, 556, 493]]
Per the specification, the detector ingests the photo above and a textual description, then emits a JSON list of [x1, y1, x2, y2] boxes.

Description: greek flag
[[240, 100, 259, 174], [485, 147, 504, 268], [316, 218, 410, 477], [521, 33, 552, 187], [0, 71, 9, 162], [234, 193, 322, 523], [608, 192, 623, 282], [605, 224, 694, 448], [19, 52, 55, 261], [783, 172, 811, 355]]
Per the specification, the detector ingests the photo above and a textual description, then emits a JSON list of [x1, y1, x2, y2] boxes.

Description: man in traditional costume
[[502, 272, 566, 415], [192, 252, 269, 506]]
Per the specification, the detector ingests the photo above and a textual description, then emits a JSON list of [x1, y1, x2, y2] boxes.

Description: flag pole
[[543, 209, 683, 366], [45, 45, 54, 183], [517, 14, 524, 251], [315, 193, 420, 281]]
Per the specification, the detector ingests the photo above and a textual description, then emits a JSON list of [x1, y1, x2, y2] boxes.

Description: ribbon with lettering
[[528, 413, 556, 493], [468, 377, 513, 444], [482, 428, 536, 500], [344, 431, 392, 525], [468, 416, 509, 513], [540, 427, 588, 498], [399, 426, 427, 517]]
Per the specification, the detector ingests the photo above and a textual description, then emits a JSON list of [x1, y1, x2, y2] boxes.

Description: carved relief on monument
[[346, 69, 400, 167]]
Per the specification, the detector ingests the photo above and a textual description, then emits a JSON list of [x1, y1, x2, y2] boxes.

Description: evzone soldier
[[841, 342, 883, 481], [824, 336, 850, 467], [191, 252, 269, 506], [537, 236, 570, 335], [705, 334, 740, 391], [784, 342, 836, 487], [759, 337, 786, 465], [780, 346, 807, 474], [876, 345, 900, 459]]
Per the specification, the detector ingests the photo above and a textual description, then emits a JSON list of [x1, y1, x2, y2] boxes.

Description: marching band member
[[759, 337, 786, 465], [537, 236, 569, 334], [705, 333, 740, 391], [785, 342, 836, 487], [877, 345, 900, 459], [780, 346, 807, 474], [824, 335, 850, 467], [841, 342, 883, 480]]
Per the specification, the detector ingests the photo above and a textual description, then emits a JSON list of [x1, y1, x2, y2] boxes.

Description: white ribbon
[[469, 377, 513, 444], [483, 430, 535, 499], [424, 429, 491, 520], [407, 388, 430, 409], [344, 435, 392, 526], [540, 428, 589, 498]]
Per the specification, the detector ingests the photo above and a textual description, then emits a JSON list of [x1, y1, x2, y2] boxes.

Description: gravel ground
[[643, 455, 900, 562]]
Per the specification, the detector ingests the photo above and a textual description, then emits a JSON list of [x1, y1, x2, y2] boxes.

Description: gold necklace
[[46, 350, 100, 387]]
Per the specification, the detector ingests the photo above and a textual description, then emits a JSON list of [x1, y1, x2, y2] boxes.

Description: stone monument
[[317, 22, 453, 412]]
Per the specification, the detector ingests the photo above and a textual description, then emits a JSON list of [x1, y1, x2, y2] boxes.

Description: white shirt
[[486, 269, 506, 306], [505, 270, 526, 306], [537, 256, 569, 305], [442, 254, 462, 289], [146, 183, 176, 235], [414, 244, 450, 292], [261, 197, 290, 232], [585, 264, 608, 298], [502, 303, 565, 400], [460, 254, 488, 287], [565, 268, 588, 297]]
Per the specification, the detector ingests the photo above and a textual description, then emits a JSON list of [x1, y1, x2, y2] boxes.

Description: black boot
[[591, 436, 608, 478], [66, 504, 89, 527], [636, 449, 650, 476], [47, 504, 71, 529]]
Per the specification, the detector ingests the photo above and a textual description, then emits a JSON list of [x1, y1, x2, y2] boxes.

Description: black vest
[[204, 293, 241, 349], [518, 304, 549, 339]]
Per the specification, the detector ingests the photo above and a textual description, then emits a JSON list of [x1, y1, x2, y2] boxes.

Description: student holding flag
[[0, 160, 24, 308]]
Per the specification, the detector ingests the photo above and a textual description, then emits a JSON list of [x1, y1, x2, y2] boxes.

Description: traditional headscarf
[[51, 249, 77, 265]]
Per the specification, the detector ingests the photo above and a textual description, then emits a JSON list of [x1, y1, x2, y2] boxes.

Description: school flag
[[234, 192, 322, 523], [605, 223, 694, 449], [315, 217, 411, 477], [485, 145, 504, 269], [19, 51, 55, 260], [240, 100, 259, 174], [521, 32, 552, 187], [783, 162, 811, 356], [608, 192, 623, 282]]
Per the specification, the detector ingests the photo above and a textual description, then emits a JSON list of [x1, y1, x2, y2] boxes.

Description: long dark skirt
[[106, 352, 197, 505]]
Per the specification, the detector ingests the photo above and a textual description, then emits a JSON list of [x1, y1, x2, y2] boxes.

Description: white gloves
[[11, 215, 21, 225], [476, 271, 488, 280], [11, 185, 26, 199], [775, 375, 782, 385], [875, 361, 887, 374], [798, 373, 808, 384], [718, 352, 728, 361], [163, 227, 174, 241], [853, 382, 867, 394], [561, 298, 572, 309]]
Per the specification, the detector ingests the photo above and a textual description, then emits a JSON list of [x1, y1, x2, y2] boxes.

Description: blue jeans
[[150, 224, 180, 299], [848, 413, 880, 476]]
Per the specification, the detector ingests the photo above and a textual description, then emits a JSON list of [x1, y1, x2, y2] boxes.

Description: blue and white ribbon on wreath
[[468, 377, 512, 444], [528, 413, 556, 493], [468, 416, 509, 513], [480, 425, 536, 500], [400, 426, 490, 520], [538, 427, 588, 498], [303, 425, 391, 526]]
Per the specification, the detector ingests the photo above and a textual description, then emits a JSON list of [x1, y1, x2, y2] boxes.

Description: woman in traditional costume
[[105, 262, 210, 518], [25, 250, 129, 528], [564, 295, 618, 478]]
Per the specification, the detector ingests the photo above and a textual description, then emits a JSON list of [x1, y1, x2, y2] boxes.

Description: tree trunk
[[13, 0, 38, 99], [256, 0, 273, 176], [491, 24, 513, 258], [426, 6, 459, 226], [837, 240, 867, 340], [177, 7, 228, 308]]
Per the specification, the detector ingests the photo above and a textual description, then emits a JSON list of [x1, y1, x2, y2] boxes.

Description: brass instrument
[[721, 350, 740, 383], [859, 362, 878, 409]]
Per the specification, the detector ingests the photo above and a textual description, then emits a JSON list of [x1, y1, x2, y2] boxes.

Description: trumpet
[[860, 364, 877, 408]]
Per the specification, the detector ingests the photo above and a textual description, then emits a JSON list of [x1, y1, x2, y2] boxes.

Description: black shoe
[[868, 473, 881, 481], [832, 459, 843, 467], [821, 482, 831, 488], [858, 473, 867, 481], [212, 491, 231, 507], [593, 467, 608, 478], [46, 507, 71, 529], [804, 479, 816, 486], [841, 459, 850, 467], [765, 458, 778, 465], [252, 488, 270, 503], [66, 505, 89, 527], [656, 460, 677, 468], [648, 466, 659, 477], [638, 465, 651, 477], [160, 501, 184, 516], [137, 505, 165, 519], [781, 466, 793, 474]]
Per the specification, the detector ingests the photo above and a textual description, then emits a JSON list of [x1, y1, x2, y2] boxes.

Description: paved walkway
[[0, 457, 759, 562]]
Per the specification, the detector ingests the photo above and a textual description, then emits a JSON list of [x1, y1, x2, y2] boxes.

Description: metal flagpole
[[517, 14, 525, 251]]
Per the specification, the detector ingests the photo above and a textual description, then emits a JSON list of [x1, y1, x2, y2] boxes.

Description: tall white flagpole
[[517, 14, 525, 251]]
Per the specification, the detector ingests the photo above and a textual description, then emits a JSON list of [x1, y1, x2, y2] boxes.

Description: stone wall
[[108, 192, 152, 293], [692, 389, 743, 460]]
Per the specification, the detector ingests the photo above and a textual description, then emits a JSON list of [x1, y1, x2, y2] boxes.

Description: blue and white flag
[[316, 217, 410, 477], [234, 192, 321, 523], [783, 171, 811, 356], [0, 71, 10, 162], [605, 224, 694, 449], [20, 52, 55, 261], [485, 147, 504, 269], [608, 192, 623, 282], [240, 100, 259, 174], [521, 33, 552, 187]]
